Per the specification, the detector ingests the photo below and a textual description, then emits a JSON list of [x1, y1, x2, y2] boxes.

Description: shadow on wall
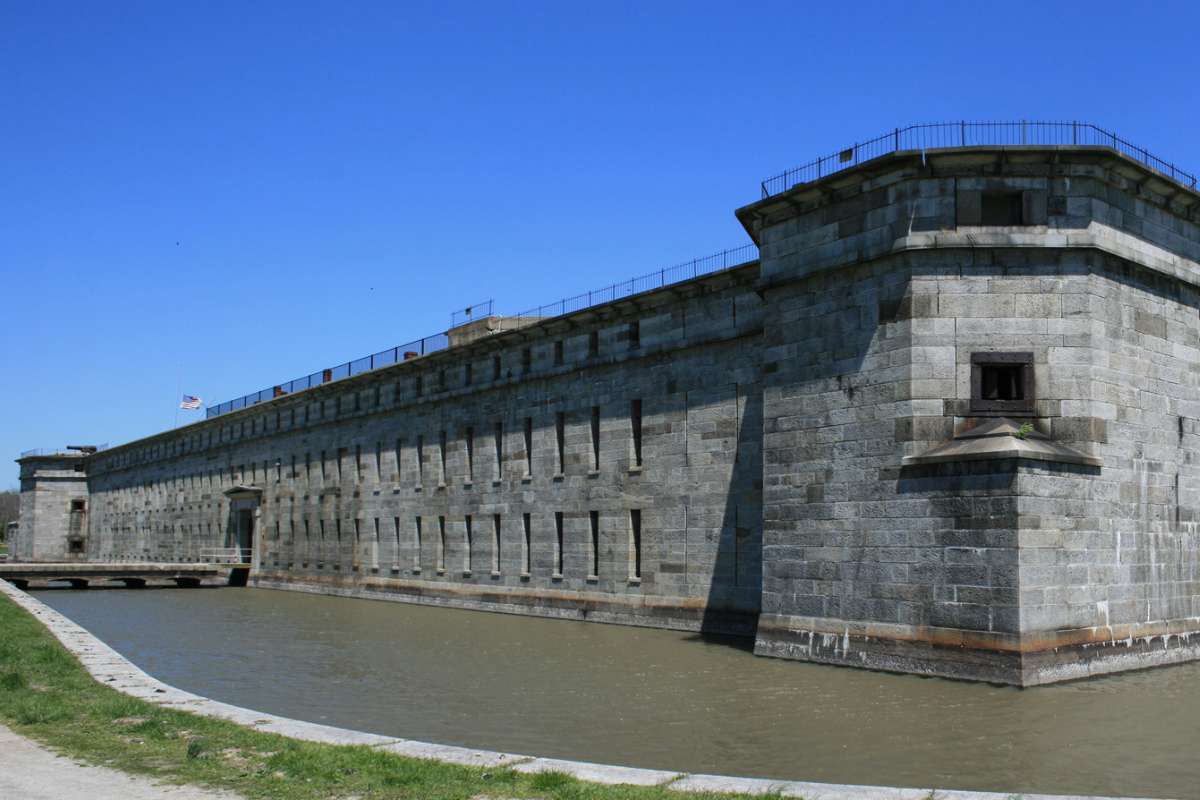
[[700, 382, 764, 638]]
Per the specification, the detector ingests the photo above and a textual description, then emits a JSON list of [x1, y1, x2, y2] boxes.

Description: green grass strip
[[0, 592, 769, 800]]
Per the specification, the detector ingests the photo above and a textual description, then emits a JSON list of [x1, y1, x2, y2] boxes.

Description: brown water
[[34, 588, 1199, 799]]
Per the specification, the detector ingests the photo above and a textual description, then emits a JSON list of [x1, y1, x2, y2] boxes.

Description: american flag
[[179, 395, 203, 410]]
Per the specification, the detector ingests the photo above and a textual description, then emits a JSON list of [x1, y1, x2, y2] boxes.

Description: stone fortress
[[15, 123, 1200, 686]]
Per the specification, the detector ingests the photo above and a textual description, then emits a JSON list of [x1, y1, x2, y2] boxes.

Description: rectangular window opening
[[464, 515, 473, 573], [591, 406, 601, 470], [494, 421, 504, 480], [629, 509, 642, 580], [555, 411, 566, 475], [588, 330, 600, 358], [554, 340, 564, 366], [492, 513, 502, 573], [465, 426, 474, 481], [554, 511, 564, 576], [437, 516, 446, 572], [970, 352, 1035, 416], [631, 399, 643, 467], [589, 510, 600, 578], [628, 320, 640, 350], [523, 417, 534, 477], [522, 512, 532, 575], [980, 191, 1024, 226], [438, 431, 448, 483]]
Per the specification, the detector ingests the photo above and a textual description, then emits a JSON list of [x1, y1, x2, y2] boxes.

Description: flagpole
[[174, 374, 181, 429]]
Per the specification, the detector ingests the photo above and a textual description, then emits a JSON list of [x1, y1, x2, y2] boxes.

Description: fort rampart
[[17, 139, 1200, 685]]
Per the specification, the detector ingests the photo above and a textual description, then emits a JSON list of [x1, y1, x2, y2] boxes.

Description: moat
[[35, 587, 1199, 799]]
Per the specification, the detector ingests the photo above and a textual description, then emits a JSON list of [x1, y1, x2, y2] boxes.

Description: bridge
[[0, 560, 245, 590]]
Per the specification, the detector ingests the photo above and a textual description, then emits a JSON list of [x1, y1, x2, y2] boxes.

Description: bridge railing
[[198, 547, 252, 565]]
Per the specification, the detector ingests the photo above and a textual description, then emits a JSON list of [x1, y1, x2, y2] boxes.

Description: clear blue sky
[[3, 0, 1198, 486]]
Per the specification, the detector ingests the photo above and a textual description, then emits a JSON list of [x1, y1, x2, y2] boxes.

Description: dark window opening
[[523, 417, 534, 476], [589, 330, 600, 358], [591, 406, 601, 470], [554, 511, 564, 575], [982, 365, 1024, 401], [554, 340, 564, 366], [464, 515, 473, 572], [437, 516, 446, 571], [465, 362, 473, 386], [438, 431, 447, 482], [630, 509, 642, 579], [492, 513, 502, 572], [628, 320, 641, 350], [555, 412, 566, 474], [522, 512, 532, 574], [981, 191, 1023, 226], [589, 510, 600, 577], [970, 352, 1035, 416], [494, 421, 504, 478], [68, 538, 85, 554], [465, 426, 474, 481], [493, 355, 502, 380], [630, 399, 643, 467], [521, 348, 532, 374]]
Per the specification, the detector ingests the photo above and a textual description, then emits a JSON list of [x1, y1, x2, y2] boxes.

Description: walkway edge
[[0, 581, 1161, 800]]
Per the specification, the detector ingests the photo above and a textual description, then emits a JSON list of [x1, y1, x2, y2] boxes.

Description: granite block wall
[[47, 265, 763, 634], [739, 147, 1200, 684]]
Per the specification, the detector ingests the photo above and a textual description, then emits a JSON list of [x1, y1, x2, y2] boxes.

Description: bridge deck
[[0, 562, 241, 589]]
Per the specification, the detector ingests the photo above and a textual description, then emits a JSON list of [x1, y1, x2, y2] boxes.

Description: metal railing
[[198, 547, 252, 565], [512, 245, 757, 320], [760, 121, 1198, 198], [19, 444, 109, 458], [205, 243, 759, 419], [206, 329, 452, 418]]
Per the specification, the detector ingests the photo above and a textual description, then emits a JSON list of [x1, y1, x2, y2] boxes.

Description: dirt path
[[0, 724, 241, 800]]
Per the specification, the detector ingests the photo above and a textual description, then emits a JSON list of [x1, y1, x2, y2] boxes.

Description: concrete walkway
[[0, 724, 241, 799]]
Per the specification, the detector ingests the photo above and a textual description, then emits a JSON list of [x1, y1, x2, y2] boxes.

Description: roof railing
[[759, 120, 1198, 198], [204, 243, 759, 419]]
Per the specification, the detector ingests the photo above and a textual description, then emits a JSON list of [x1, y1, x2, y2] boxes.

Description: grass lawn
[[0, 592, 755, 800]]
